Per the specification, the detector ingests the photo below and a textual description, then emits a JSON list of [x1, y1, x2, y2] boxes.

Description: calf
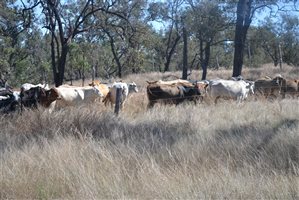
[[102, 82, 138, 109]]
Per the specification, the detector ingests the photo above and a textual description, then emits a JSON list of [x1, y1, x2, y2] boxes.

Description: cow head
[[46, 88, 60, 100], [272, 76, 286, 92], [195, 82, 209, 96], [35, 88, 60, 107], [245, 81, 255, 95], [92, 86, 104, 97], [231, 75, 244, 81], [128, 82, 138, 93], [89, 80, 101, 86]]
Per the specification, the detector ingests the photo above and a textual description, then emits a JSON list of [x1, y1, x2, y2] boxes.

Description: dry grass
[[1, 64, 299, 199]]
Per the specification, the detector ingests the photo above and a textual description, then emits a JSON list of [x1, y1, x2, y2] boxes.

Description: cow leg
[[193, 97, 198, 105], [214, 96, 220, 104], [110, 102, 114, 109], [237, 96, 243, 104], [147, 100, 155, 109], [120, 102, 124, 110], [201, 95, 211, 105], [281, 91, 286, 99], [198, 96, 203, 103], [47, 101, 56, 113]]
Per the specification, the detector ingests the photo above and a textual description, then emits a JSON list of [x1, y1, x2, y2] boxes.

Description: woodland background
[[0, 0, 298, 86]]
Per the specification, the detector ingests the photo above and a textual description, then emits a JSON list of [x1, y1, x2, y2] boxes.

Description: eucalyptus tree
[[88, 0, 150, 78], [148, 0, 185, 72], [231, 0, 297, 76], [279, 14, 299, 66], [0, 0, 37, 83], [186, 0, 233, 80], [22, 0, 129, 86], [252, 24, 280, 66]]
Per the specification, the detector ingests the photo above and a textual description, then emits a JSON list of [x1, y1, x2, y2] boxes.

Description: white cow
[[208, 79, 255, 104], [48, 86, 104, 112], [102, 82, 138, 109]]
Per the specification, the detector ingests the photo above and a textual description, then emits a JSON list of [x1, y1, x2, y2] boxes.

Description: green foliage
[[248, 13, 299, 67], [0, 0, 298, 84]]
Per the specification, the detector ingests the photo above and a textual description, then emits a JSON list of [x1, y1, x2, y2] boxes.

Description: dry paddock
[[1, 93, 299, 199], [1, 66, 299, 199]]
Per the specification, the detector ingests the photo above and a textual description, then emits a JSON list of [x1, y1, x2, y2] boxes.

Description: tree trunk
[[50, 32, 59, 86], [56, 43, 68, 86], [82, 64, 85, 87], [106, 31, 122, 78], [95, 63, 99, 78], [278, 42, 283, 70], [164, 35, 181, 72], [201, 42, 210, 80], [247, 40, 252, 68], [182, 25, 188, 80], [216, 52, 220, 70], [232, 0, 252, 77]]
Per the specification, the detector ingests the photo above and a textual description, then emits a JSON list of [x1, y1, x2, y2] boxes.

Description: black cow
[[20, 86, 59, 109]]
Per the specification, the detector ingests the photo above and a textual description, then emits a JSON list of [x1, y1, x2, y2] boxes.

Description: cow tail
[[177, 86, 185, 98]]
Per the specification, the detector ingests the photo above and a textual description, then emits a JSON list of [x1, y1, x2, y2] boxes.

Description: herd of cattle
[[0, 74, 298, 114]]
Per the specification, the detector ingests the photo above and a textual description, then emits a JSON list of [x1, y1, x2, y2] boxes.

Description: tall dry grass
[[1, 64, 299, 199]]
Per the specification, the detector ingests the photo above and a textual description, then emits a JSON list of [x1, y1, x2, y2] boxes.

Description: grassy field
[[1, 64, 299, 199]]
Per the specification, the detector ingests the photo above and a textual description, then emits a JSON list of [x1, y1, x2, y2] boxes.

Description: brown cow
[[254, 75, 285, 99], [279, 78, 299, 98], [147, 81, 203, 108]]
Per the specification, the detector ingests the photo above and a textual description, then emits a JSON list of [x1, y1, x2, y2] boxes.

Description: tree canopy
[[0, 0, 298, 86]]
